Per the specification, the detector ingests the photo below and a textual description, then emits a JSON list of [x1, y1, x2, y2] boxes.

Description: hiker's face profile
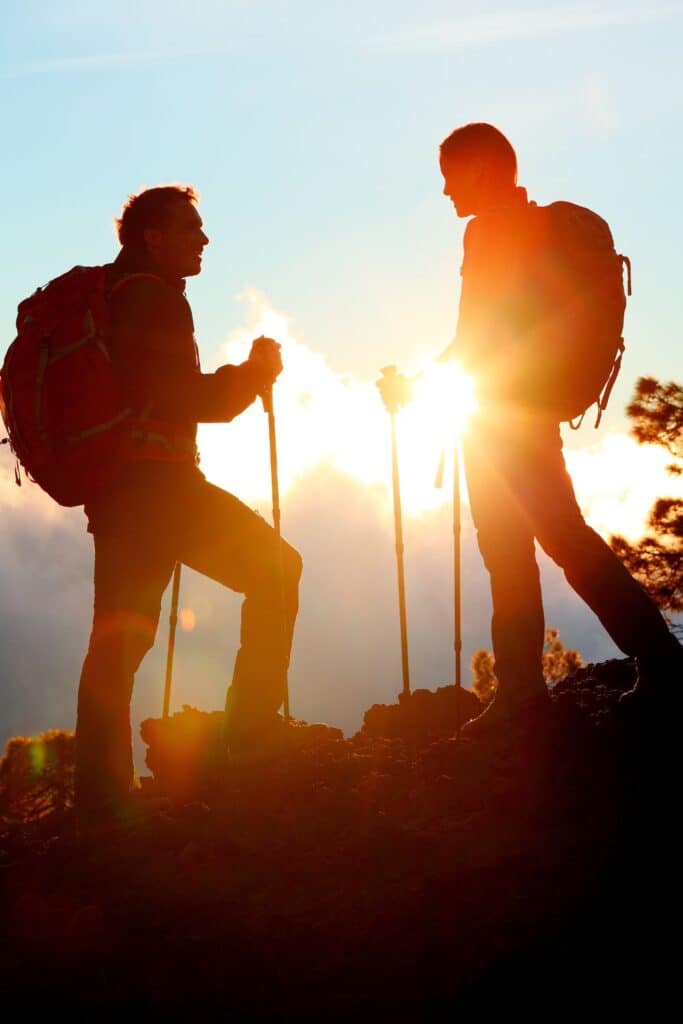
[[440, 156, 486, 218], [143, 201, 209, 278]]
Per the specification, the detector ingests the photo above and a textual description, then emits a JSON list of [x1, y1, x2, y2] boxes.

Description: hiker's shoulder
[[469, 195, 534, 237], [109, 251, 187, 298], [107, 256, 190, 326], [465, 197, 536, 265]]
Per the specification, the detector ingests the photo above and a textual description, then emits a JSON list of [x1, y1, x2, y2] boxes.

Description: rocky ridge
[[0, 657, 677, 1017]]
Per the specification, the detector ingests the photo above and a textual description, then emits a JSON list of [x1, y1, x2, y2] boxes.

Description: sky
[[1, 2, 682, 763]]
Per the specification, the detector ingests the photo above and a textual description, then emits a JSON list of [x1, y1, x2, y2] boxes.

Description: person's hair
[[115, 185, 200, 248], [439, 123, 517, 186]]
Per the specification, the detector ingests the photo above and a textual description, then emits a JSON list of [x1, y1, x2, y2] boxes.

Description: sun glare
[[408, 363, 478, 438], [196, 293, 677, 536], [197, 293, 477, 517], [388, 362, 477, 513]]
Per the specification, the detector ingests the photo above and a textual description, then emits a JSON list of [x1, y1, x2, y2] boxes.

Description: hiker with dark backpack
[[392, 123, 681, 738], [1, 184, 319, 826]]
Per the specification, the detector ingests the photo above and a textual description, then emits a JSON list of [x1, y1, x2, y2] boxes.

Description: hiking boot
[[461, 688, 551, 741], [619, 641, 683, 708], [226, 714, 343, 764]]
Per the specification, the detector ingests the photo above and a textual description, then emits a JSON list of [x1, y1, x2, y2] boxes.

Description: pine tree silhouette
[[610, 377, 682, 617]]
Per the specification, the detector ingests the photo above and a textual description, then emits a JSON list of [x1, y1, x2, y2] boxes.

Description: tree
[[470, 627, 583, 704], [623, 376, 682, 470], [470, 649, 497, 704], [609, 377, 683, 618], [542, 627, 584, 684], [0, 730, 74, 822]]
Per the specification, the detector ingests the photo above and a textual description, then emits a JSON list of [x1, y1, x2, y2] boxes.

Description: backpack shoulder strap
[[108, 272, 164, 300]]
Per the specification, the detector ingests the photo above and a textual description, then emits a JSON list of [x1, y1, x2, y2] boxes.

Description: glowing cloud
[[199, 290, 680, 540], [566, 434, 682, 542], [199, 290, 478, 517]]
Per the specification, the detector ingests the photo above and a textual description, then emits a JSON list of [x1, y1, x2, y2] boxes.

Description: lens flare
[[29, 740, 46, 777], [179, 608, 196, 632]]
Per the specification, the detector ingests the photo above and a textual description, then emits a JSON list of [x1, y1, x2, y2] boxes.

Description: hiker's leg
[[525, 424, 674, 658], [463, 424, 546, 694], [176, 478, 302, 732], [75, 529, 174, 816]]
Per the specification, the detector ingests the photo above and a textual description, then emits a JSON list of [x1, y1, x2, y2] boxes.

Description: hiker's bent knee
[[536, 516, 598, 569], [86, 609, 160, 673]]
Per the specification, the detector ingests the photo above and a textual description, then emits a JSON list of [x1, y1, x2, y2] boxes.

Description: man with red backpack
[[383, 123, 681, 738], [68, 185, 303, 823]]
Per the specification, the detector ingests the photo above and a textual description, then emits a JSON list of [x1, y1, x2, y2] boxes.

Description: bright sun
[[408, 363, 478, 438], [386, 362, 477, 513], [197, 295, 477, 518], [196, 293, 679, 538]]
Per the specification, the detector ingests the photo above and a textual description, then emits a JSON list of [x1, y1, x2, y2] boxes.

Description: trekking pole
[[261, 384, 291, 721], [452, 438, 463, 739], [162, 561, 182, 719], [434, 437, 463, 737], [377, 366, 411, 703]]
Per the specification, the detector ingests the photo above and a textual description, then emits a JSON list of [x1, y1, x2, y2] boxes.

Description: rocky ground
[[0, 658, 678, 1018]]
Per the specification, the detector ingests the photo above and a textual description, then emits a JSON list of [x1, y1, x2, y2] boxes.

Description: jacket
[[85, 247, 262, 531], [106, 247, 262, 442], [448, 186, 539, 406]]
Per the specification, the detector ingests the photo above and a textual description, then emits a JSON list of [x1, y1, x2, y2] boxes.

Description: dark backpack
[[0, 265, 178, 507], [521, 201, 631, 427]]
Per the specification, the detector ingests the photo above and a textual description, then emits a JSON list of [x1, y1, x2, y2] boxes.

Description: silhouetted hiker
[[74, 185, 307, 825], [415, 123, 680, 737]]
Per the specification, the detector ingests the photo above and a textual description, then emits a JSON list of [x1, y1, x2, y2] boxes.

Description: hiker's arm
[[438, 220, 486, 371], [109, 279, 272, 422], [209, 337, 283, 421]]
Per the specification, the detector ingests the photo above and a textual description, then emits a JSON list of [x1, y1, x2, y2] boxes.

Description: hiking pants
[[463, 414, 673, 694], [75, 470, 301, 809]]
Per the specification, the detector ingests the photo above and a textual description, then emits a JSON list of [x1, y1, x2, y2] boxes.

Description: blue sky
[[1, 2, 681, 751], [3, 1, 682, 403]]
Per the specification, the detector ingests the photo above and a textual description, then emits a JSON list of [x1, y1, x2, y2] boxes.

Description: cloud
[[0, 469, 90, 740], [203, 289, 474, 519], [565, 434, 683, 542], [203, 290, 679, 542], [378, 3, 683, 52], [2, 48, 223, 77]]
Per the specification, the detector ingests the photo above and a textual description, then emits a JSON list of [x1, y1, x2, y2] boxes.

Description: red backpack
[[0, 265, 188, 507], [522, 201, 632, 427]]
